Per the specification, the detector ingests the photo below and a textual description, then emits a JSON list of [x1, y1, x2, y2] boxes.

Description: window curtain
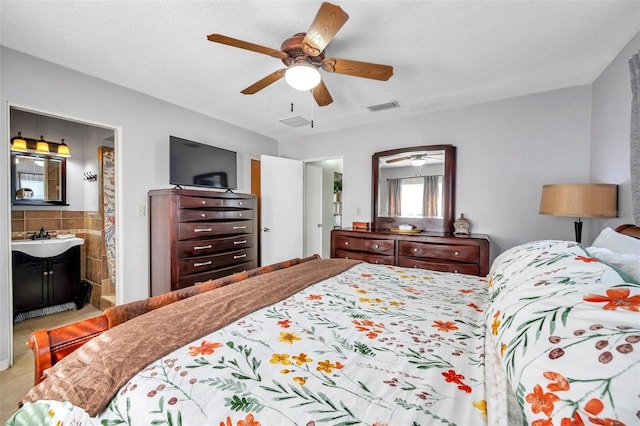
[[388, 178, 402, 216], [630, 50, 640, 225], [423, 175, 442, 217]]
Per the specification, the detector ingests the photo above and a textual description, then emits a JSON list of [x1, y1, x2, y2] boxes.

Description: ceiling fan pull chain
[[310, 92, 314, 128]]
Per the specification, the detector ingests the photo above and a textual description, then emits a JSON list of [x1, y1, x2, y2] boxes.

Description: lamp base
[[574, 219, 583, 244]]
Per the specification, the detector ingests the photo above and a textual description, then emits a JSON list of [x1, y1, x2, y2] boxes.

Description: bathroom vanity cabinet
[[12, 246, 81, 318]]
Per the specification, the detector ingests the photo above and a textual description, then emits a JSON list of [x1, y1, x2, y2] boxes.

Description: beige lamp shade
[[539, 184, 617, 218]]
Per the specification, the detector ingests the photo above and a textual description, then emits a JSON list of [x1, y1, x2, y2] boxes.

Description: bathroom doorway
[[8, 106, 118, 361]]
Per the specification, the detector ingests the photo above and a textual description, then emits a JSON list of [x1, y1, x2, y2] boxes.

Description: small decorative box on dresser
[[331, 228, 490, 276], [149, 188, 257, 296]]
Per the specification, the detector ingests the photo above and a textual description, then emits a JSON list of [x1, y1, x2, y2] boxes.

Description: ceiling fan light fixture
[[285, 62, 321, 91], [411, 158, 427, 167]]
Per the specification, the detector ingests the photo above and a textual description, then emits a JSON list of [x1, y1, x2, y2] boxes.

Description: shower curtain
[[99, 146, 116, 291]]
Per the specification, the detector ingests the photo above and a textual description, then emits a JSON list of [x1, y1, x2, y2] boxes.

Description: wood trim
[[615, 223, 640, 239], [27, 254, 321, 385], [251, 159, 261, 266], [28, 315, 109, 385]]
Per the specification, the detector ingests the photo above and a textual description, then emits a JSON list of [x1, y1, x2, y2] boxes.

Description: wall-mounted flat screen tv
[[169, 136, 237, 190]]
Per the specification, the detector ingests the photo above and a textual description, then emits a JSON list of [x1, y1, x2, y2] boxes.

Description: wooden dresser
[[149, 188, 257, 296], [331, 228, 490, 276]]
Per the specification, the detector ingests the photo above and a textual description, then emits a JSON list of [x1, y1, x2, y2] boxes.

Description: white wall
[[590, 31, 640, 236], [0, 47, 278, 369], [280, 85, 593, 257]]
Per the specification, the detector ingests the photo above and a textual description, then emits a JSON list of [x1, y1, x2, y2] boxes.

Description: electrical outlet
[[137, 205, 146, 217]]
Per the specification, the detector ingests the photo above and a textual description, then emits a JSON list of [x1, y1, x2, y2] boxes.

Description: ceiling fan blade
[[241, 69, 286, 95], [322, 58, 393, 81], [302, 2, 349, 57], [312, 80, 333, 106], [207, 34, 287, 60], [386, 156, 411, 164]]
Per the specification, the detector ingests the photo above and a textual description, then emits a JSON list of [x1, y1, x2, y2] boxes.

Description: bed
[[6, 225, 640, 425]]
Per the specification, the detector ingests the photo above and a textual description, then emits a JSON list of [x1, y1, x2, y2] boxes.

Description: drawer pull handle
[[193, 244, 212, 250], [344, 241, 349, 246], [201, 200, 206, 205], [193, 261, 212, 267], [233, 240, 247, 245], [454, 251, 460, 256], [453, 270, 459, 273], [201, 213, 206, 218], [413, 248, 418, 252], [238, 202, 243, 206], [233, 226, 247, 230], [375, 260, 379, 264], [43, 271, 48, 276], [234, 254, 247, 259], [374, 244, 379, 249], [194, 228, 212, 232], [237, 213, 243, 217]]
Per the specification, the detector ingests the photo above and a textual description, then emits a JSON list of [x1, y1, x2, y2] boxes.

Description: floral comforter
[[8, 262, 491, 426], [486, 240, 640, 426]]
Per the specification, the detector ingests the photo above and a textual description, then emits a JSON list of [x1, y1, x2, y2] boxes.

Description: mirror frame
[[372, 144, 456, 233], [10, 152, 68, 206]]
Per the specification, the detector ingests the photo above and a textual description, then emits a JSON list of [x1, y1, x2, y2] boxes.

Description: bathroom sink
[[11, 237, 84, 258]]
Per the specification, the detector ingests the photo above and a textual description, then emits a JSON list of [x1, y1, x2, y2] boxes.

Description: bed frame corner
[[28, 314, 109, 385]]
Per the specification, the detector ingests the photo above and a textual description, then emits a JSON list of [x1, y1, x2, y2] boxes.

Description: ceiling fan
[[207, 2, 393, 107], [386, 153, 444, 166]]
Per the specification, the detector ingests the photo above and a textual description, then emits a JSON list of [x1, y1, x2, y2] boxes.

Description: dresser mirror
[[372, 144, 456, 232], [10, 152, 67, 205]]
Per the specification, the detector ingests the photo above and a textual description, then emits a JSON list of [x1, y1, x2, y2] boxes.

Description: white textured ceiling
[[2, 1, 640, 141]]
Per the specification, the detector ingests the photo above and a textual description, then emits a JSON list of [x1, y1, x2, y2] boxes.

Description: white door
[[304, 163, 323, 257], [260, 155, 304, 265]]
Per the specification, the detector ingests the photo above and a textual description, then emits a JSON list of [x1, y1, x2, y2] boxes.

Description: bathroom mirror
[[11, 152, 67, 205], [372, 145, 456, 232]]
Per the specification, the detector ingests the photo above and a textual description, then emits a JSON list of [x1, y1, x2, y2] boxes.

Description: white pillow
[[591, 227, 640, 256], [587, 246, 640, 283]]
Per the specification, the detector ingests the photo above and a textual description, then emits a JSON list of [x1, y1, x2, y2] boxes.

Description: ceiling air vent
[[366, 100, 399, 112], [280, 116, 311, 128]]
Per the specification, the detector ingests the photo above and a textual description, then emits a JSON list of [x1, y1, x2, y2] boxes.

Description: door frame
[[2, 102, 123, 369], [251, 156, 343, 264]]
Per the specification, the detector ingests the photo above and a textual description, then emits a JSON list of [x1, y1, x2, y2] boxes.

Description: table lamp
[[539, 183, 617, 243]]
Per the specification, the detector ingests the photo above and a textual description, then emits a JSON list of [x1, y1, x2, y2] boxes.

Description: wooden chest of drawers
[[149, 189, 257, 296], [331, 229, 489, 276]]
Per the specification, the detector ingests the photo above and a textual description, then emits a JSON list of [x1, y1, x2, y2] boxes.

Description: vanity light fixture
[[285, 61, 321, 91], [10, 132, 28, 151], [11, 133, 71, 157], [56, 139, 71, 157], [35, 135, 50, 154]]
